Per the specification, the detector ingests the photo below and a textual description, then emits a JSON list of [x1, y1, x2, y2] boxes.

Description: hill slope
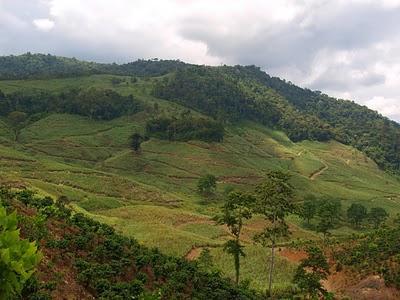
[[1, 55, 400, 294]]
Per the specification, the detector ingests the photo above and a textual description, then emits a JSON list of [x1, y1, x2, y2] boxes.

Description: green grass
[[1, 75, 400, 291], [209, 244, 297, 291]]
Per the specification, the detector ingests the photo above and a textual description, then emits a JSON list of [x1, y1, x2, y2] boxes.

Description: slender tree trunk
[[235, 236, 240, 285], [14, 129, 19, 142], [268, 240, 275, 299]]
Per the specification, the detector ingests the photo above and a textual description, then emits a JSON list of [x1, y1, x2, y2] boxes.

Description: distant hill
[[0, 53, 399, 173], [0, 53, 187, 79]]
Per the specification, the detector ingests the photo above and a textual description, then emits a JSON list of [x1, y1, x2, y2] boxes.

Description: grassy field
[[1, 75, 400, 291]]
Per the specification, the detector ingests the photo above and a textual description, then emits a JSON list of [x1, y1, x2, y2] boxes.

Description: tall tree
[[130, 133, 147, 153], [214, 191, 254, 285], [253, 171, 295, 298], [7, 111, 27, 141]]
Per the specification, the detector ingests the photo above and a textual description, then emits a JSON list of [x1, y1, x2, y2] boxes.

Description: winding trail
[[309, 161, 329, 180]]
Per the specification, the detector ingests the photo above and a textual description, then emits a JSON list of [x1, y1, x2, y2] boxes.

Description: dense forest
[[146, 116, 224, 142], [0, 53, 187, 80], [0, 88, 141, 120]]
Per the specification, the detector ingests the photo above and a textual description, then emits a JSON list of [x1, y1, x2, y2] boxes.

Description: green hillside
[[1, 72, 400, 292]]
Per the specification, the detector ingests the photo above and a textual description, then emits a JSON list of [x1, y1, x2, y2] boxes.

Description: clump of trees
[[0, 88, 142, 121], [146, 116, 224, 142], [298, 197, 389, 234]]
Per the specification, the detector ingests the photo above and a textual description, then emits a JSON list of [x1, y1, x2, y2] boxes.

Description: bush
[[0, 205, 42, 299]]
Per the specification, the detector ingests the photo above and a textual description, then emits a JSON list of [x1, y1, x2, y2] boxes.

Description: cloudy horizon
[[1, 0, 399, 121]]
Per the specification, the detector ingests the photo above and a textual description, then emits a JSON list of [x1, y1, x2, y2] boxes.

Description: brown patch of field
[[278, 248, 307, 263], [324, 273, 400, 300], [185, 247, 204, 261]]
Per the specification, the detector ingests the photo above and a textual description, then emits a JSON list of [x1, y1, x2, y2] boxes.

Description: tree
[[7, 111, 27, 141], [197, 174, 217, 196], [253, 171, 295, 297], [0, 205, 42, 299], [347, 203, 367, 228], [368, 207, 388, 228], [316, 217, 334, 239], [299, 196, 317, 225], [130, 133, 147, 153], [214, 191, 254, 285], [293, 246, 330, 299]]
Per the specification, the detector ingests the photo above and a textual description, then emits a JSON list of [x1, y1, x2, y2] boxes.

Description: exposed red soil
[[278, 248, 307, 263]]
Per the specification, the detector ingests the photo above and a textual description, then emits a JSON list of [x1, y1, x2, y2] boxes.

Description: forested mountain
[[0, 53, 399, 172]]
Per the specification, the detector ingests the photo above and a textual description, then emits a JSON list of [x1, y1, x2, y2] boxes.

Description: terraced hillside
[[1, 69, 400, 292]]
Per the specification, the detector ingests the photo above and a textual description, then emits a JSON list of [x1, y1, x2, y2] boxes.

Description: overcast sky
[[1, 0, 400, 122]]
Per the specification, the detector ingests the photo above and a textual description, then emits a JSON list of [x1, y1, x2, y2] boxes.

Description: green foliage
[[368, 207, 389, 229], [253, 171, 295, 296], [347, 203, 368, 228], [3, 189, 260, 299], [315, 198, 342, 237], [1, 54, 400, 172], [337, 226, 400, 289], [130, 133, 148, 153], [146, 115, 224, 142], [0, 205, 41, 299], [0, 87, 141, 120], [299, 196, 317, 225], [0, 53, 187, 79], [293, 246, 330, 299], [197, 174, 217, 195], [153, 66, 332, 143], [215, 191, 254, 285], [7, 111, 28, 141]]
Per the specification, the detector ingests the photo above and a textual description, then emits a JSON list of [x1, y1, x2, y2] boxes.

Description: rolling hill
[[1, 54, 400, 297]]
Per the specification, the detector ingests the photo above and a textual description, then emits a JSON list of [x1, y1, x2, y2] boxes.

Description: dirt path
[[184, 247, 205, 260], [184, 245, 222, 261], [309, 161, 328, 180]]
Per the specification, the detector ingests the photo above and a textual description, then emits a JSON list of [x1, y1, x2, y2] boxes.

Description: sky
[[1, 0, 400, 122]]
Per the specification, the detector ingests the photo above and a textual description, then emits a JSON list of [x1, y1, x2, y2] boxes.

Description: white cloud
[[1, 0, 400, 122], [33, 18, 54, 31], [366, 96, 400, 120]]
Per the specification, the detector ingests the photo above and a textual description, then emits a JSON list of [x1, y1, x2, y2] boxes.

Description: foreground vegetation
[[0, 188, 259, 299]]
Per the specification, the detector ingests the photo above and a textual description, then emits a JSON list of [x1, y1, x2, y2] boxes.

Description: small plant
[[0, 205, 42, 299]]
